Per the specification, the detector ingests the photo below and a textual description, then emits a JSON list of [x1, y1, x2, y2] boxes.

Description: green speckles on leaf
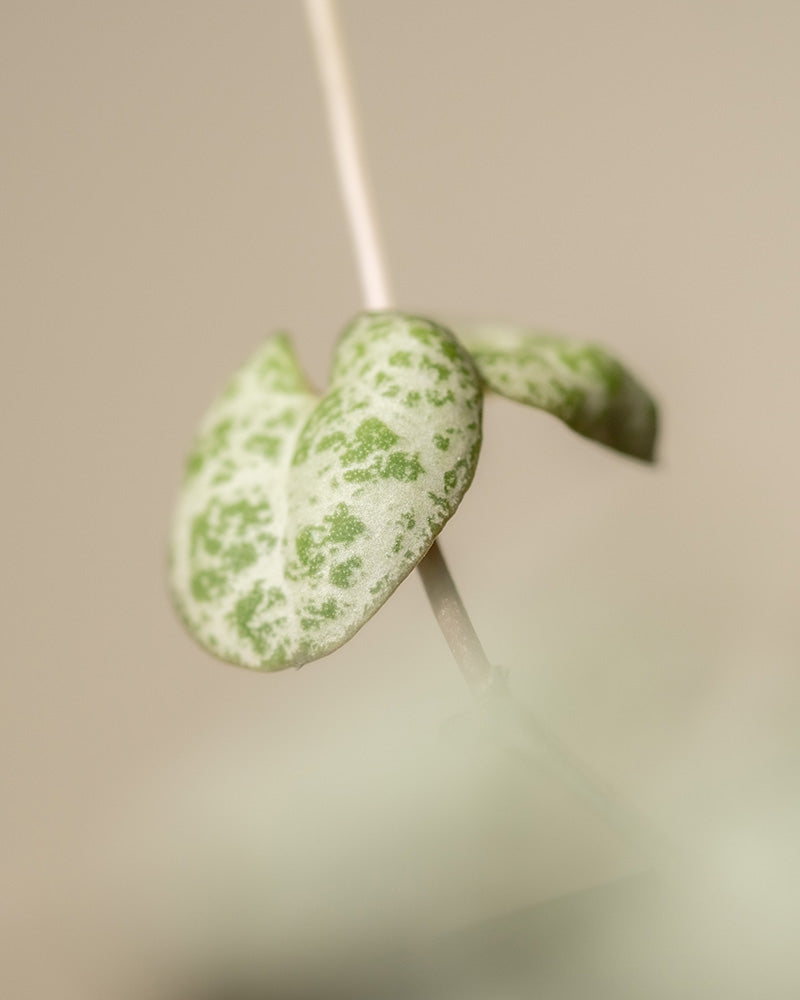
[[319, 598, 338, 619], [224, 542, 257, 572], [316, 431, 347, 454], [192, 498, 272, 555], [210, 460, 236, 486], [437, 339, 460, 363], [457, 321, 658, 462], [191, 509, 221, 557], [292, 390, 347, 467], [228, 582, 289, 664], [369, 573, 393, 597], [383, 451, 424, 482], [427, 491, 449, 513], [325, 502, 367, 544], [186, 451, 205, 479], [265, 407, 304, 431], [255, 332, 311, 394], [341, 467, 374, 484], [265, 586, 287, 609], [230, 499, 273, 531], [341, 449, 425, 484], [244, 433, 282, 460], [170, 312, 483, 672], [291, 503, 366, 581], [231, 582, 265, 642], [329, 556, 363, 588], [406, 321, 437, 348], [300, 597, 340, 631], [295, 526, 326, 577], [421, 356, 451, 383], [389, 509, 419, 557], [426, 388, 456, 408], [185, 418, 235, 479], [191, 568, 227, 603], [341, 417, 398, 464]]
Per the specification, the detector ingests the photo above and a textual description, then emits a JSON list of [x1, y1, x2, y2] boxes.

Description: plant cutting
[[170, 308, 655, 675], [168, 0, 660, 853], [169, 2, 657, 690], [153, 7, 673, 995]]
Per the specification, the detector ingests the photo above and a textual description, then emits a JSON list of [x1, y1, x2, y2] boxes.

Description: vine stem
[[303, 0, 495, 694], [303, 0, 391, 311], [416, 541, 497, 696]]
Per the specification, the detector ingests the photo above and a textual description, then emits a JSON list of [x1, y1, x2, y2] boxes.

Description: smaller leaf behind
[[455, 321, 658, 462]]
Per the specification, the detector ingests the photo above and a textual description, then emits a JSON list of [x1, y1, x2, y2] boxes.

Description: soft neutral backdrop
[[3, 1, 799, 995]]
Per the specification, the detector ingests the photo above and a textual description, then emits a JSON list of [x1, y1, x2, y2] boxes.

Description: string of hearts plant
[[169, 1, 659, 848]]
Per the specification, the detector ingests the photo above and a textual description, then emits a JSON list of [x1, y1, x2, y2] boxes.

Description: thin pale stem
[[417, 540, 497, 695], [303, 0, 491, 690], [303, 0, 391, 310]]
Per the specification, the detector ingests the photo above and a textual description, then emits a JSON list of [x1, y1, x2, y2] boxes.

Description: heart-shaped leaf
[[170, 312, 483, 671], [456, 321, 658, 462]]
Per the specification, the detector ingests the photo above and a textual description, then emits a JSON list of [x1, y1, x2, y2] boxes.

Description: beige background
[[3, 1, 800, 995]]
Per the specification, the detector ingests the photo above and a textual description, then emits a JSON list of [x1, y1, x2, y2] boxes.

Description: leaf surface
[[170, 312, 483, 670], [457, 321, 657, 461]]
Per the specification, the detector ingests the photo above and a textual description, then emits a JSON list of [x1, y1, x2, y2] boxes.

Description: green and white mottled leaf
[[170, 312, 483, 671], [456, 321, 658, 462]]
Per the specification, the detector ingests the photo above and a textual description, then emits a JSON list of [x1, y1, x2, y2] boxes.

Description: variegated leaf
[[170, 312, 483, 670], [457, 321, 657, 462]]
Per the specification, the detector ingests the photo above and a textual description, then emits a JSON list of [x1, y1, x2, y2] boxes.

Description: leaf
[[455, 321, 658, 462], [169, 312, 483, 671]]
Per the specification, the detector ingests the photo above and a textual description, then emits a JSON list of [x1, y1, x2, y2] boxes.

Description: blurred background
[[3, 1, 799, 996]]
